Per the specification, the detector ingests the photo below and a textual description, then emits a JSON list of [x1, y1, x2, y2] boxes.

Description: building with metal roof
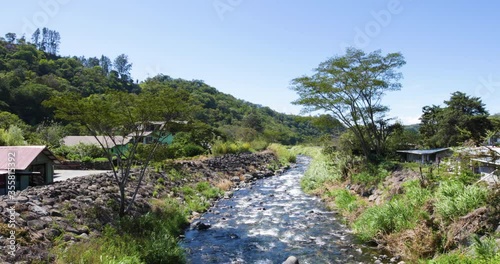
[[0, 146, 59, 195], [396, 148, 451, 163]]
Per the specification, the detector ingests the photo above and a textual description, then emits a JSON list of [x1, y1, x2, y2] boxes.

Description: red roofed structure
[[0, 146, 59, 195]]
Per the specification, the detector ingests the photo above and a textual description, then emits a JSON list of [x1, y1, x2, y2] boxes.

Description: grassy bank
[[293, 146, 500, 263]]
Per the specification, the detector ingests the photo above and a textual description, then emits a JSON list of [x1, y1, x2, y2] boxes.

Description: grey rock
[[27, 219, 47, 230], [15, 196, 29, 203], [282, 256, 299, 264], [231, 176, 241, 182], [27, 203, 49, 216]]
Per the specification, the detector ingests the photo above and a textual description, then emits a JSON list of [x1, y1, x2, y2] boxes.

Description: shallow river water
[[181, 156, 381, 264]]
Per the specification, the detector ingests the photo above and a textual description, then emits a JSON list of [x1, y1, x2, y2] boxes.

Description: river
[[181, 155, 381, 264]]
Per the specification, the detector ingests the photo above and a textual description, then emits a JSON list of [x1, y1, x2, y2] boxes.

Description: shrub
[[351, 163, 390, 186], [250, 139, 268, 151], [182, 144, 206, 157]]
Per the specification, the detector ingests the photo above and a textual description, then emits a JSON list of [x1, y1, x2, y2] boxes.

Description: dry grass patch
[[215, 179, 233, 191], [381, 223, 440, 262]]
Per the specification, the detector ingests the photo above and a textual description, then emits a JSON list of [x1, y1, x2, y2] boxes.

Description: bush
[[182, 144, 206, 157], [351, 164, 389, 186], [54, 143, 105, 161]]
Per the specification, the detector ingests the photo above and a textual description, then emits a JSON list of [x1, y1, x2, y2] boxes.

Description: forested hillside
[[0, 30, 338, 150]]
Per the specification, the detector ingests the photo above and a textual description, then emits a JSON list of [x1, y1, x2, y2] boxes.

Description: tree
[[45, 89, 191, 217], [100, 55, 112, 75], [32, 121, 66, 148], [5, 33, 16, 43], [419, 92, 492, 147], [114, 54, 132, 80], [31, 28, 40, 47], [38, 28, 60, 54], [291, 48, 406, 160], [0, 125, 26, 146], [419, 105, 442, 147]]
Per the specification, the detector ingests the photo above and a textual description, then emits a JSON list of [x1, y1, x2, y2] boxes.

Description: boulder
[[283, 256, 299, 264]]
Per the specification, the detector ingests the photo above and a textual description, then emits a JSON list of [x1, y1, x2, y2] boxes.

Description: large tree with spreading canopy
[[291, 48, 406, 160]]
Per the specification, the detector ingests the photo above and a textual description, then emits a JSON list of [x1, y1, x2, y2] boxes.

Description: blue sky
[[1, 0, 499, 124]]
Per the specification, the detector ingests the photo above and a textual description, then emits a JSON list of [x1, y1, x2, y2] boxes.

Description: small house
[[397, 148, 451, 163], [0, 146, 60, 195], [62, 135, 130, 155]]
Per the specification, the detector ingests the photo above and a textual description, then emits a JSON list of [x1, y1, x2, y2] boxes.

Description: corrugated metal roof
[[63, 136, 129, 147], [0, 146, 60, 170], [396, 148, 450, 155]]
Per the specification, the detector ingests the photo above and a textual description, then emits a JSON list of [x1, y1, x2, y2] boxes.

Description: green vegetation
[[267, 143, 296, 165], [211, 140, 251, 155], [420, 92, 493, 147], [434, 180, 488, 222], [173, 181, 223, 213], [55, 198, 188, 264], [291, 48, 406, 161], [291, 146, 341, 192]]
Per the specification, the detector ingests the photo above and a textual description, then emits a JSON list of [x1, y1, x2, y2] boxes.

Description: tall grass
[[174, 182, 223, 213], [353, 180, 431, 241], [434, 180, 489, 221], [353, 199, 417, 241], [427, 235, 500, 264], [267, 143, 296, 164], [291, 146, 342, 193], [327, 189, 361, 213], [211, 140, 251, 155]]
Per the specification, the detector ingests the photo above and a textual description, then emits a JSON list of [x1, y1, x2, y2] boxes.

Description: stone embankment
[[0, 151, 283, 263]]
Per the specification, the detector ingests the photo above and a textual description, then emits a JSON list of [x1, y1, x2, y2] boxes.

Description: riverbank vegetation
[[291, 48, 500, 263]]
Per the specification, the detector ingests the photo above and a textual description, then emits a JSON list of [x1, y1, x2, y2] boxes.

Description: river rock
[[231, 176, 241, 182], [283, 256, 299, 264], [243, 174, 254, 181], [192, 221, 211, 230]]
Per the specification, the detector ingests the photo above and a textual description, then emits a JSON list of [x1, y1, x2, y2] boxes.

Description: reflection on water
[[181, 156, 380, 264]]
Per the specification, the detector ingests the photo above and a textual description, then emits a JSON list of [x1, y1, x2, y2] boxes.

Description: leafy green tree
[[113, 54, 132, 80], [0, 111, 28, 130], [291, 48, 406, 160], [10, 83, 54, 125], [32, 121, 67, 148], [420, 92, 492, 147], [0, 125, 26, 146], [100, 55, 112, 75], [45, 89, 190, 217]]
